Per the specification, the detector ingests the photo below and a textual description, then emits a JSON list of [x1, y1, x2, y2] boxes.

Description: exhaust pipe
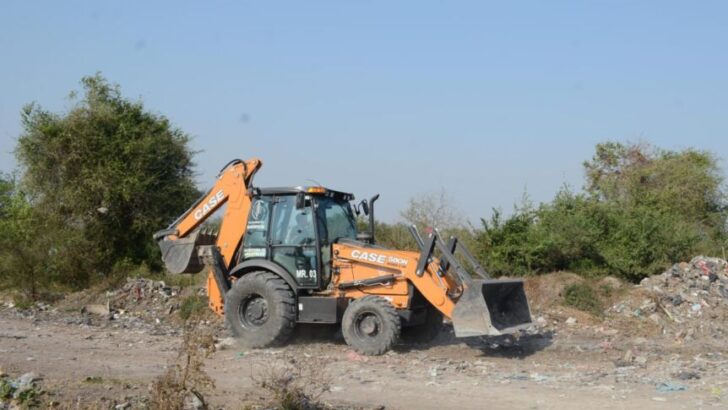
[[368, 194, 380, 244]]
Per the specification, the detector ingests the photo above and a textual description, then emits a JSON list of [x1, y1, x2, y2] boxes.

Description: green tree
[[0, 175, 13, 218], [1, 176, 91, 298], [584, 141, 725, 232], [11, 74, 198, 288]]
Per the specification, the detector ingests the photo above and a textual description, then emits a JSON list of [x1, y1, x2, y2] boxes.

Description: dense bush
[[0, 177, 94, 298], [475, 142, 727, 281]]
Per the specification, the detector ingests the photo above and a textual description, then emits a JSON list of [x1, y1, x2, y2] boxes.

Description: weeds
[[179, 295, 208, 321], [563, 283, 603, 316], [0, 374, 42, 409], [83, 376, 104, 384], [598, 283, 614, 299], [161, 273, 203, 288], [11, 295, 33, 310], [0, 379, 13, 399], [150, 317, 215, 410], [251, 360, 331, 410]]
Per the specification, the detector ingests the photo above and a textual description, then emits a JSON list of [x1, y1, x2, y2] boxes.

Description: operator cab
[[238, 186, 358, 289]]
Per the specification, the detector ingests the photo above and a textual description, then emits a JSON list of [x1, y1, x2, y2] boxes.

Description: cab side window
[[242, 196, 271, 259]]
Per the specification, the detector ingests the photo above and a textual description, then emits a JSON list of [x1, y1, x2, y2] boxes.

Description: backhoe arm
[[154, 158, 262, 272]]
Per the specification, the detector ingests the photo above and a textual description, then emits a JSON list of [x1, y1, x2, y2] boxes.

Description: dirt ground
[[2, 271, 728, 409]]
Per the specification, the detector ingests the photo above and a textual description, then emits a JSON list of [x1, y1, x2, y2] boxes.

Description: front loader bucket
[[156, 230, 217, 274], [452, 279, 532, 338]]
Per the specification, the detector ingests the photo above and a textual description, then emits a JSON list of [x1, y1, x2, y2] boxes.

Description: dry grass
[[179, 295, 208, 321], [563, 282, 603, 315], [522, 271, 585, 311], [150, 315, 216, 410], [248, 359, 332, 410]]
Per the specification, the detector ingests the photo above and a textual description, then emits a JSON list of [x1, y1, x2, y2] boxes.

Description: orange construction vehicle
[[154, 158, 531, 354]]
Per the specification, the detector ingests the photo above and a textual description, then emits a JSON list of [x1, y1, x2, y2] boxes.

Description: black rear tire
[[224, 271, 296, 348], [402, 304, 444, 344], [342, 296, 401, 355]]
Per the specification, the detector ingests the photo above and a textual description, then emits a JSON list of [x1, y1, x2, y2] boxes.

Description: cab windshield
[[315, 197, 357, 244]]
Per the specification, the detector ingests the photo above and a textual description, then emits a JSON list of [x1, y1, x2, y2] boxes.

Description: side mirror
[[360, 199, 369, 216], [295, 192, 305, 209]]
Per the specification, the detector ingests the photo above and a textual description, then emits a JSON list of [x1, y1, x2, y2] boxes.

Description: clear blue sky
[[1, 1, 726, 222]]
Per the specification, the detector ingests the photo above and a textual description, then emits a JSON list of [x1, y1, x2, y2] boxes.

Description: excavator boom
[[154, 158, 262, 312]]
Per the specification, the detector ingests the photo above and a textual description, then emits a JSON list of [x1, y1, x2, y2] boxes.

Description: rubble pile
[[108, 278, 183, 316], [74, 278, 186, 324], [81, 277, 200, 332], [611, 256, 728, 341]]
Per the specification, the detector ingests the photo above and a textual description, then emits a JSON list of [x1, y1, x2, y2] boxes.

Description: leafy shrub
[[563, 283, 602, 315]]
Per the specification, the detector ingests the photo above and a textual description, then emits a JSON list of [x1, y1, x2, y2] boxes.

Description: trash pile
[[109, 278, 182, 313], [610, 256, 728, 341], [88, 278, 187, 321], [71, 278, 204, 334]]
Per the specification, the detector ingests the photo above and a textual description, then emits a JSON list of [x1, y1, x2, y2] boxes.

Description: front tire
[[342, 296, 401, 355], [224, 271, 296, 348]]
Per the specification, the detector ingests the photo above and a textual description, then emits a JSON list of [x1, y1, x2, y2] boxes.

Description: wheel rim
[[239, 294, 269, 329], [354, 311, 382, 339]]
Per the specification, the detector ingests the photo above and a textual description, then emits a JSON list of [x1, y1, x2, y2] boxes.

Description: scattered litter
[[506, 374, 529, 381], [82, 304, 110, 316], [215, 337, 236, 351], [346, 350, 368, 362], [655, 382, 687, 393], [530, 373, 549, 382]]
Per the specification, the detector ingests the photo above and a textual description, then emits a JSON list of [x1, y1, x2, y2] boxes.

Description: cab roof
[[254, 186, 354, 201]]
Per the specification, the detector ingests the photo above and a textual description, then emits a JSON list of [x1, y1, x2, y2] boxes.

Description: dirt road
[[2, 310, 725, 409]]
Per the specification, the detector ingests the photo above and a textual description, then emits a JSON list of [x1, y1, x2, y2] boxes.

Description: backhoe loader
[[154, 158, 532, 355]]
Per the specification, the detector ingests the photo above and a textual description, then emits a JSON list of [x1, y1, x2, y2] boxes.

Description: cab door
[[268, 195, 320, 288]]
